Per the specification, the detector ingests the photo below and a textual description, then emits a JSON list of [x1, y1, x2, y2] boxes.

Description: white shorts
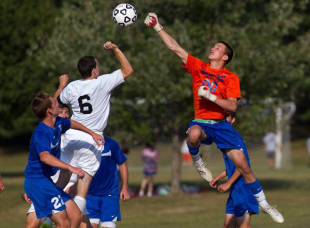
[[61, 129, 103, 176]]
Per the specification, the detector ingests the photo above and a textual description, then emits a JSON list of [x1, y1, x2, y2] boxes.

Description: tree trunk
[[170, 134, 182, 194]]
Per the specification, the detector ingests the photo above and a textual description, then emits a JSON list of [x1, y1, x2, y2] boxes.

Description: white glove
[[144, 13, 163, 32], [198, 86, 217, 102]]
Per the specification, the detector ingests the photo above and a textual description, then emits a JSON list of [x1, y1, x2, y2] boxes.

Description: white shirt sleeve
[[97, 69, 125, 92], [59, 84, 72, 104]]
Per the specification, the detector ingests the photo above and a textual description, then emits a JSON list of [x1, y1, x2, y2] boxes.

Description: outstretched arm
[[39, 152, 84, 178], [103, 41, 134, 79], [54, 74, 68, 105], [145, 13, 188, 65], [70, 119, 105, 146], [217, 169, 241, 193], [119, 162, 130, 202]]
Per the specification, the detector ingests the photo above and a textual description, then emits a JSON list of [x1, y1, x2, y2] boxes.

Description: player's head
[[58, 104, 70, 118], [77, 56, 99, 79], [31, 92, 58, 120], [208, 41, 233, 66]]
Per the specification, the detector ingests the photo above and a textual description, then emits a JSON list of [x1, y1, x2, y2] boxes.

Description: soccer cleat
[[259, 205, 284, 223], [195, 162, 212, 182]]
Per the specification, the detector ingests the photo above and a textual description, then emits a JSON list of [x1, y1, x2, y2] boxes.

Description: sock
[[191, 153, 203, 164], [186, 143, 200, 156], [73, 195, 86, 213], [246, 179, 268, 208]]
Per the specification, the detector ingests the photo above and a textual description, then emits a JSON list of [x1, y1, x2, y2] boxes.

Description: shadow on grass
[[1, 172, 25, 177]]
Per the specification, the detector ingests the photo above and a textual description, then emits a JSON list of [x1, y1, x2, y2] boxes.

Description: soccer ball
[[113, 3, 137, 27]]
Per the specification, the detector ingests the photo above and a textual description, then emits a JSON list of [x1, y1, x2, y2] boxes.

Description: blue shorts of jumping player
[[188, 120, 243, 151], [24, 177, 71, 219], [86, 194, 121, 223], [226, 181, 259, 217]]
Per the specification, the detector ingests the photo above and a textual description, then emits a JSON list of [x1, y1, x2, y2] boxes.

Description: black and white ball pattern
[[113, 3, 137, 27]]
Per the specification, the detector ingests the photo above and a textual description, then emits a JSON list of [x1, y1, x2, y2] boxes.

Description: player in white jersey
[[54, 41, 134, 215]]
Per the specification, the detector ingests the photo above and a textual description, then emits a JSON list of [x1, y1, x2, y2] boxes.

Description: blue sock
[[246, 178, 263, 194], [186, 143, 200, 156]]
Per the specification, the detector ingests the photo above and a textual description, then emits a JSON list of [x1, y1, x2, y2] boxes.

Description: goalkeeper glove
[[144, 13, 163, 32], [198, 86, 217, 102]]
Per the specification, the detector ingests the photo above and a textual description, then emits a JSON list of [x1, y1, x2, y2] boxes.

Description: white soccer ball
[[113, 3, 137, 27]]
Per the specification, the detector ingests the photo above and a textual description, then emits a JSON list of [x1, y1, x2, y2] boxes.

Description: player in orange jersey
[[144, 13, 284, 224]]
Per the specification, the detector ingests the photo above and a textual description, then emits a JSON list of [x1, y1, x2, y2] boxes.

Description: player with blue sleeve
[[210, 115, 258, 228], [24, 92, 104, 228], [80, 137, 130, 228]]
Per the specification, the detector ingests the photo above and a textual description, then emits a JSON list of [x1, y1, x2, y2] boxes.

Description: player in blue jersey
[[24, 92, 104, 228], [78, 137, 130, 228], [210, 115, 258, 228]]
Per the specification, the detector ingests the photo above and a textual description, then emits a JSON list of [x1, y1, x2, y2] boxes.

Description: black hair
[[218, 41, 233, 65], [77, 56, 97, 79]]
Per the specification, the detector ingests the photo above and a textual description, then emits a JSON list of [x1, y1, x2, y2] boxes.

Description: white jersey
[[263, 132, 277, 153], [59, 69, 124, 133]]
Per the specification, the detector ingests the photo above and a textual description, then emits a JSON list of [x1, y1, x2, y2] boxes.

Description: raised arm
[[54, 74, 68, 105], [144, 13, 188, 65], [103, 41, 134, 79]]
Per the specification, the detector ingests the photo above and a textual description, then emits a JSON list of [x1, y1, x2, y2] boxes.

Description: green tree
[[0, 0, 62, 139]]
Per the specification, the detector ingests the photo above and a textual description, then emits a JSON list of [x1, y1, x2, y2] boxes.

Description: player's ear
[[222, 54, 228, 62], [91, 68, 96, 77]]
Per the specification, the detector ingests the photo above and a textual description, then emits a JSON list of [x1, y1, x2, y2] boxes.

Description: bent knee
[[187, 125, 204, 144]]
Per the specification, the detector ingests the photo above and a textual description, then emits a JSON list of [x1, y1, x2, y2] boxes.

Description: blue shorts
[[226, 180, 259, 217], [144, 171, 157, 176], [86, 194, 121, 222], [24, 177, 71, 219], [188, 121, 243, 150]]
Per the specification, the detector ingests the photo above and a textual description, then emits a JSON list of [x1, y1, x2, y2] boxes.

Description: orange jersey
[[182, 54, 241, 120]]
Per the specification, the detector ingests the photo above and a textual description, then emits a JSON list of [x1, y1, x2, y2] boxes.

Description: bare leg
[[79, 215, 93, 228], [139, 176, 149, 196], [235, 213, 251, 228], [187, 125, 207, 147], [147, 175, 154, 196], [65, 199, 82, 228], [224, 213, 236, 228], [56, 169, 71, 189], [225, 149, 256, 183], [25, 212, 44, 228], [50, 210, 71, 228]]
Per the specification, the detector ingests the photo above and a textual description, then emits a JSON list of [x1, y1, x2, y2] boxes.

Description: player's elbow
[[229, 103, 237, 113], [123, 67, 134, 79]]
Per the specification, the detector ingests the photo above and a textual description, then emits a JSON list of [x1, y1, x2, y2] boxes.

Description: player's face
[[208, 43, 228, 62], [49, 97, 59, 117], [58, 108, 70, 118]]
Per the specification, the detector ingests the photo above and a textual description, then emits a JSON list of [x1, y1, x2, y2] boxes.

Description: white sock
[[139, 190, 144, 197], [254, 190, 269, 208], [73, 195, 86, 213], [192, 153, 202, 164]]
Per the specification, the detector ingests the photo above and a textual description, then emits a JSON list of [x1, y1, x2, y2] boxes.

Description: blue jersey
[[24, 116, 70, 179], [88, 137, 127, 196]]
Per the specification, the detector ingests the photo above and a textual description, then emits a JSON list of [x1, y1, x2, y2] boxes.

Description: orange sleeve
[[226, 74, 241, 99], [182, 54, 201, 77]]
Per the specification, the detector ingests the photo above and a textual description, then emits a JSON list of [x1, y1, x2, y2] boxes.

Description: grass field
[[0, 140, 310, 227]]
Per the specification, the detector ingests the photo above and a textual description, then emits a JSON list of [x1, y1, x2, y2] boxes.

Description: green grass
[[1, 140, 310, 227]]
